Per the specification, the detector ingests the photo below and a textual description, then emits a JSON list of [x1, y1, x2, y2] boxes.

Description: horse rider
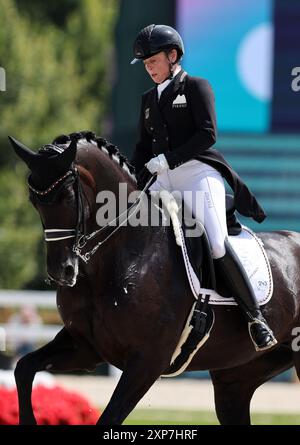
[[130, 24, 277, 352]]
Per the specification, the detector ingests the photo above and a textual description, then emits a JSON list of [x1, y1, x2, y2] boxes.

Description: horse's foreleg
[[97, 352, 169, 425], [14, 327, 100, 425], [210, 345, 292, 425]]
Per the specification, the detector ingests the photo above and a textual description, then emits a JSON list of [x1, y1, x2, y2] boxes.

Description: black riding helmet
[[130, 24, 184, 65]]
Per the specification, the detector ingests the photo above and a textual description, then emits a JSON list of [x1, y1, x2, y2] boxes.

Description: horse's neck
[[82, 148, 171, 268], [81, 167, 170, 289], [78, 152, 138, 264], [92, 152, 136, 195]]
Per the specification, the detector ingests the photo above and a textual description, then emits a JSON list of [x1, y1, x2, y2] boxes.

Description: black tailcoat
[[131, 69, 266, 223]]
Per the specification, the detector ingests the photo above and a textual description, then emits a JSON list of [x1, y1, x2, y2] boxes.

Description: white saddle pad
[[179, 225, 273, 306]]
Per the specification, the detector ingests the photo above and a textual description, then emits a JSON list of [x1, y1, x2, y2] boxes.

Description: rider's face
[[143, 50, 177, 84]]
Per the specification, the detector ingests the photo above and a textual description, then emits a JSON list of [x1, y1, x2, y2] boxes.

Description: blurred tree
[[15, 0, 80, 27], [0, 0, 118, 166], [0, 165, 42, 288], [0, 0, 118, 288]]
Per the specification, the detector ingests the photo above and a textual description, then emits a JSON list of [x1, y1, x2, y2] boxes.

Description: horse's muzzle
[[48, 258, 79, 287]]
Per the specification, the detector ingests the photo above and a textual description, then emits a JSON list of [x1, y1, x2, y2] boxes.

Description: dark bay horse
[[9, 131, 300, 425]]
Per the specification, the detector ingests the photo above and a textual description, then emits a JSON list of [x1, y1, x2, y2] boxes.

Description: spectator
[[6, 305, 42, 364]]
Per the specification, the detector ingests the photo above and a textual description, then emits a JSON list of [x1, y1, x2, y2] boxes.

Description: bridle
[[28, 166, 156, 264], [29, 166, 86, 255]]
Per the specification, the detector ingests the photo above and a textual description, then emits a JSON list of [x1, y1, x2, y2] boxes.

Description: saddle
[[184, 194, 242, 291]]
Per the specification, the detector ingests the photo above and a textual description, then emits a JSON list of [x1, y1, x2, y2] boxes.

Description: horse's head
[[9, 131, 138, 287], [9, 136, 81, 287]]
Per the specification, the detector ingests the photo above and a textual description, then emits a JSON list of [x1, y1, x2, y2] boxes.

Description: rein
[[73, 174, 156, 263], [29, 167, 156, 264]]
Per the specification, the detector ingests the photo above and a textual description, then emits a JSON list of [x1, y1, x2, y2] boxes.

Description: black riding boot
[[215, 239, 277, 351]]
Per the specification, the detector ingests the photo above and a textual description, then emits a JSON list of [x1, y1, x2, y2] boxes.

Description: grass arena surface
[[123, 409, 300, 425]]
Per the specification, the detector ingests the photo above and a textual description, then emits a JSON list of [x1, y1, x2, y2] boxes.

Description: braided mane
[[38, 130, 136, 182]]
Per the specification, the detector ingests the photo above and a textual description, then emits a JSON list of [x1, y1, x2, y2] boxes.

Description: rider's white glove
[[145, 154, 169, 175]]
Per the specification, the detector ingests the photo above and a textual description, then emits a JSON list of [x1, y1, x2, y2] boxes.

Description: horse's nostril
[[64, 265, 75, 279]]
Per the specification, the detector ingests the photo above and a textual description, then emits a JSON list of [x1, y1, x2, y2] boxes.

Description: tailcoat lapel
[[158, 69, 186, 110]]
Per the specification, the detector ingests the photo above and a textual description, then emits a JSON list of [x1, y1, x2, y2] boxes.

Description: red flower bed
[[0, 385, 100, 425]]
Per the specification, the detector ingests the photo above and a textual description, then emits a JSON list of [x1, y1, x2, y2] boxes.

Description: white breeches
[[149, 159, 228, 259]]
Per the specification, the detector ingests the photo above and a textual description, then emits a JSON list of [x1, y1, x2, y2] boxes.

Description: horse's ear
[[8, 136, 37, 170], [57, 138, 77, 167]]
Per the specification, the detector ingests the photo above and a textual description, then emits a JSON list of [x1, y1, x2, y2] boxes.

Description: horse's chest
[[57, 297, 96, 337]]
